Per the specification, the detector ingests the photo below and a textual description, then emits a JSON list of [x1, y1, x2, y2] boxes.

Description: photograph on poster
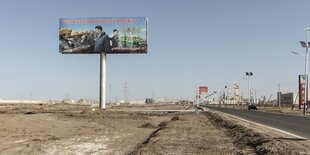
[[59, 17, 147, 54]]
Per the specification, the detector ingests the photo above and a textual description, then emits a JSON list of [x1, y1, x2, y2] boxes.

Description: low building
[[0, 99, 45, 104]]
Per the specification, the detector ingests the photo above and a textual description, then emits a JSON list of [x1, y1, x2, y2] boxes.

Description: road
[[204, 105, 310, 139]]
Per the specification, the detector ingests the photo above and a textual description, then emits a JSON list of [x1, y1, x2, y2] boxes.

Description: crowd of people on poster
[[59, 17, 147, 54], [59, 26, 120, 53]]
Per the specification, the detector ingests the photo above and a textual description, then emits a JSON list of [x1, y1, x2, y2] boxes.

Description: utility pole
[[30, 93, 33, 103], [20, 94, 23, 103], [109, 84, 111, 104], [123, 81, 128, 103], [152, 89, 155, 98]]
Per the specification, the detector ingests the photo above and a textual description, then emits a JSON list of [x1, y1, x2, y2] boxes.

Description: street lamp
[[245, 71, 253, 105], [300, 27, 310, 115]]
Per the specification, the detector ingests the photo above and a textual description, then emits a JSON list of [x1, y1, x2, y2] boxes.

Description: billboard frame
[[59, 17, 148, 109]]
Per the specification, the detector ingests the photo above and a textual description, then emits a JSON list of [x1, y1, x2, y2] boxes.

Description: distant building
[[62, 99, 76, 104], [0, 99, 45, 104], [129, 100, 145, 104]]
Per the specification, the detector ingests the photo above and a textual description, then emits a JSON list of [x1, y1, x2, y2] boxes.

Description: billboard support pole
[[99, 52, 106, 109]]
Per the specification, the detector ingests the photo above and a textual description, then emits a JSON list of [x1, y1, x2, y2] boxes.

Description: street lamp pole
[[245, 70, 253, 105], [248, 76, 250, 104], [300, 27, 310, 115], [195, 87, 199, 114], [304, 28, 309, 115]]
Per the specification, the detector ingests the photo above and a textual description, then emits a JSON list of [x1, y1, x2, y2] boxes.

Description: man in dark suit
[[94, 26, 111, 53], [110, 29, 119, 48]]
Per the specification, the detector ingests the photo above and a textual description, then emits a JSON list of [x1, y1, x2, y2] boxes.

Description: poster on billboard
[[59, 17, 148, 54]]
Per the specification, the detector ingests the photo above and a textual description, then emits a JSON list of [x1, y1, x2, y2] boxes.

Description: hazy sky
[[0, 0, 309, 101]]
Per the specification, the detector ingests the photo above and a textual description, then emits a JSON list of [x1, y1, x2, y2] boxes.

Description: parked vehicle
[[248, 104, 258, 110], [145, 98, 155, 104]]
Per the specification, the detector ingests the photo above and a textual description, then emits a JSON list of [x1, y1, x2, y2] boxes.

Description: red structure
[[299, 75, 308, 109]]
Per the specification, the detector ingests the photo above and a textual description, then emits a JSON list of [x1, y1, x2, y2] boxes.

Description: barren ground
[[0, 104, 308, 154]]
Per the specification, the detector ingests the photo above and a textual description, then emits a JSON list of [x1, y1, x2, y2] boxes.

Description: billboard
[[199, 86, 208, 95], [59, 17, 148, 54], [299, 75, 308, 109], [234, 82, 239, 97]]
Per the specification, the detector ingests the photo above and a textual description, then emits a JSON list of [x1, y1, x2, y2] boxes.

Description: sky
[[0, 0, 309, 101]]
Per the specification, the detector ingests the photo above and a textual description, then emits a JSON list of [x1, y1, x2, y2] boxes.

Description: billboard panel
[[199, 86, 208, 95], [234, 82, 239, 97], [299, 75, 308, 109], [59, 17, 148, 54]]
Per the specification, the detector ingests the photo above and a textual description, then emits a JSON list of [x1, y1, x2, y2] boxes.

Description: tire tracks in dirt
[[125, 116, 176, 155]]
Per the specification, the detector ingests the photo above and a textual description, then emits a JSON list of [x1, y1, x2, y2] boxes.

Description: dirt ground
[[0, 104, 307, 154]]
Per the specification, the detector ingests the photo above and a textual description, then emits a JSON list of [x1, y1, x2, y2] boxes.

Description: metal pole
[[278, 83, 281, 109], [248, 75, 250, 105], [254, 89, 257, 105], [196, 87, 199, 114], [304, 28, 309, 115], [109, 84, 111, 104], [99, 52, 106, 109]]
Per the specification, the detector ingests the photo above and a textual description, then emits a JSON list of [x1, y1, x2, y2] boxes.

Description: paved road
[[204, 105, 310, 138]]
